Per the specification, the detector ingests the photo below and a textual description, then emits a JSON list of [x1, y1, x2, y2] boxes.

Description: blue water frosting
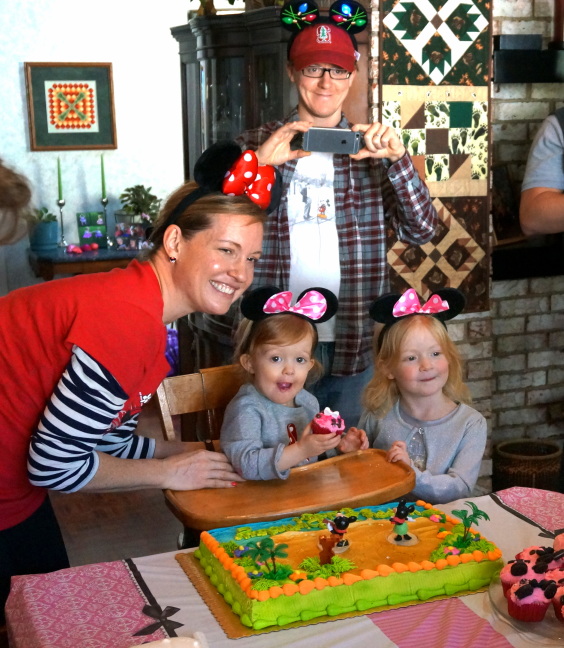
[[209, 502, 427, 544]]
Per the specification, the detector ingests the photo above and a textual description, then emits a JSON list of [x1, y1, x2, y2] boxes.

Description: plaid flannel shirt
[[191, 110, 437, 376]]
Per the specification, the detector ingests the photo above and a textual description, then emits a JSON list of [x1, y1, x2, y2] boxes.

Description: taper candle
[[57, 157, 63, 201], [101, 154, 107, 199]]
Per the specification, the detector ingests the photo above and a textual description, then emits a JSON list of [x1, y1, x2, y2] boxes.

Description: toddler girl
[[359, 288, 486, 503], [221, 285, 368, 480]]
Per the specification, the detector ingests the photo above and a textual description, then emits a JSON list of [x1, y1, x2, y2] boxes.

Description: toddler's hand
[[387, 441, 410, 465], [298, 423, 341, 458], [338, 427, 369, 453]]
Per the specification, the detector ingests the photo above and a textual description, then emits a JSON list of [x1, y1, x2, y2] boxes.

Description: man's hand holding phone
[[350, 122, 406, 162]]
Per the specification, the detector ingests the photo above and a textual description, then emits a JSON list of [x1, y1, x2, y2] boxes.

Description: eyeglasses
[[301, 66, 351, 80]]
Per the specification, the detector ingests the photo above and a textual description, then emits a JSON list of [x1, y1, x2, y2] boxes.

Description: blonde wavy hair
[[362, 315, 471, 417]]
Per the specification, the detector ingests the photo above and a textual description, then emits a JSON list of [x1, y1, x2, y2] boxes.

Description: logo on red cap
[[316, 25, 332, 44]]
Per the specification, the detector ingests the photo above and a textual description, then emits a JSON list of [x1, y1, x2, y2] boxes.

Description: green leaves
[[29, 207, 57, 224], [119, 185, 161, 220]]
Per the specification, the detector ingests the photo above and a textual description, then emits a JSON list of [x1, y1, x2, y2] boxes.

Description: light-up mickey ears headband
[[163, 142, 279, 228], [370, 288, 466, 328], [241, 285, 338, 324], [281, 0, 368, 34]]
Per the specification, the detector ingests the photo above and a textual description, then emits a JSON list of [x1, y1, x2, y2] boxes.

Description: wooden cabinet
[[171, 7, 368, 178]]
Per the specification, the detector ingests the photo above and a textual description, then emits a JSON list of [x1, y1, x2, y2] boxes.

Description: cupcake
[[553, 584, 564, 622], [517, 546, 564, 570], [500, 559, 541, 597], [516, 545, 549, 560], [311, 407, 345, 435], [507, 579, 558, 622], [554, 532, 564, 554]]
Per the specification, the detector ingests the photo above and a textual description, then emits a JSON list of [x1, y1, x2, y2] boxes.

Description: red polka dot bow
[[263, 290, 328, 321], [392, 288, 449, 317], [222, 150, 275, 210]]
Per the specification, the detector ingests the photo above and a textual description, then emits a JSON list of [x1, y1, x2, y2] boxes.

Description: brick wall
[[490, 1, 564, 470], [368, 0, 564, 492]]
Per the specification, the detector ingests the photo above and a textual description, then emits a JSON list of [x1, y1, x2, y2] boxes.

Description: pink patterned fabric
[[495, 486, 564, 532], [393, 288, 449, 317], [263, 289, 327, 320], [370, 598, 514, 648], [6, 560, 168, 648]]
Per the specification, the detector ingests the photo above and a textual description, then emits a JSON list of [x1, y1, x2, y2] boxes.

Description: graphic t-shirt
[[287, 153, 340, 341]]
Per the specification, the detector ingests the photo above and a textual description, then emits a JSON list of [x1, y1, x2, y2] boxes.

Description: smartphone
[[302, 127, 364, 154]]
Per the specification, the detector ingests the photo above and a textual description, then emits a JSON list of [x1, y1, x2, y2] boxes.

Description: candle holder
[[101, 197, 113, 248], [57, 198, 68, 248]]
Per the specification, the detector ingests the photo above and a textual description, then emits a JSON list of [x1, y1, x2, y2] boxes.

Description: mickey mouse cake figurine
[[389, 499, 418, 545], [322, 512, 357, 553]]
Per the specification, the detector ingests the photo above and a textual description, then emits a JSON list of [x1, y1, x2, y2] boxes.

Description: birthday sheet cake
[[193, 500, 503, 630]]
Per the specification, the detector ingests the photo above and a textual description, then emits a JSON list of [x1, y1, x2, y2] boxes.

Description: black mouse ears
[[369, 288, 466, 326], [241, 285, 338, 325], [281, 0, 368, 35]]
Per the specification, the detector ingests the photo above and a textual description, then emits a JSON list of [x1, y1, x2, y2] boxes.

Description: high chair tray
[[164, 449, 415, 531]]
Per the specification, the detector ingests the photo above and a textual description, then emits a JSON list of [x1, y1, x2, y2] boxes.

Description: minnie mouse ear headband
[[164, 141, 281, 228], [282, 1, 368, 73], [370, 287, 466, 344], [241, 285, 338, 325]]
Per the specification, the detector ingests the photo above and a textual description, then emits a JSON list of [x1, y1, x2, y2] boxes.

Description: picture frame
[[76, 212, 108, 248], [491, 163, 526, 246], [25, 62, 117, 151]]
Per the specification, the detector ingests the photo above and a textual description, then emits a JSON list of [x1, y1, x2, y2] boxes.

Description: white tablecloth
[[7, 488, 564, 648]]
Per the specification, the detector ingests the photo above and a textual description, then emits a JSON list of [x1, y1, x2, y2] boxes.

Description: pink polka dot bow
[[222, 150, 275, 210], [263, 290, 327, 321], [392, 288, 449, 318]]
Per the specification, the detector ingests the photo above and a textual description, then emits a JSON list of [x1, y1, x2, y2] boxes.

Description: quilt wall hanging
[[381, 0, 491, 312]]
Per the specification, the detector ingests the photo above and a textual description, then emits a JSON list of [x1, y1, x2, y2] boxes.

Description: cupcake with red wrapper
[[500, 559, 548, 597], [507, 578, 558, 622], [311, 407, 345, 435]]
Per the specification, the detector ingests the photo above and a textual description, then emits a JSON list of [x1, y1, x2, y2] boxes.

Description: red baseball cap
[[288, 23, 358, 73]]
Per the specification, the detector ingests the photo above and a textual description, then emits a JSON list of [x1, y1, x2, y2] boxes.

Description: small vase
[[29, 221, 59, 253]]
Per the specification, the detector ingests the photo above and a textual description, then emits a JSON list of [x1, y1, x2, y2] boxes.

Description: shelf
[[493, 49, 564, 83]]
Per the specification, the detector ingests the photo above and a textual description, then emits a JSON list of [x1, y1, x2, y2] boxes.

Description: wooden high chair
[[155, 364, 244, 447], [154, 366, 415, 548]]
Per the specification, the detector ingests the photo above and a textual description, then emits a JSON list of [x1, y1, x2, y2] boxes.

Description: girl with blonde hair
[[359, 288, 486, 503]]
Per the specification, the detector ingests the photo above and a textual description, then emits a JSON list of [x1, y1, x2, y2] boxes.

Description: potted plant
[[27, 207, 59, 253], [118, 185, 161, 226]]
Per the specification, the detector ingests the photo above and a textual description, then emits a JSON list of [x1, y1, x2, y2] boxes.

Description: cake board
[[176, 553, 489, 639]]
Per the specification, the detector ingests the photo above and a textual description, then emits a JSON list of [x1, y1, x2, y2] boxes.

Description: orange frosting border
[[199, 499, 503, 602]]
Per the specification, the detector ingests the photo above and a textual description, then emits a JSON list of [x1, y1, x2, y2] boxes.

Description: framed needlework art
[[25, 62, 117, 151]]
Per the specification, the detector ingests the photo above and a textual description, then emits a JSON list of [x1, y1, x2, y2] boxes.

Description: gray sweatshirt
[[359, 401, 486, 503], [220, 383, 319, 480]]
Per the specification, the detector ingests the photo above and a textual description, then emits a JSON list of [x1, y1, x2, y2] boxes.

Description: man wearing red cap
[[189, 16, 437, 427]]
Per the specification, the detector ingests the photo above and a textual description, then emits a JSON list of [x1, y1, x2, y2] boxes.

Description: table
[[28, 248, 139, 280], [6, 487, 564, 648]]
